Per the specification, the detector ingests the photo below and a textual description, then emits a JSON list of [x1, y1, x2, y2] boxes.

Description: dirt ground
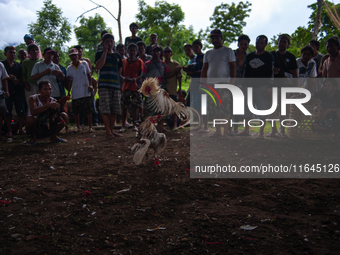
[[1, 127, 340, 255]]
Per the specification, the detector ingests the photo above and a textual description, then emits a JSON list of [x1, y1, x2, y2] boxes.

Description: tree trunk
[[118, 0, 122, 44], [312, 0, 323, 40]]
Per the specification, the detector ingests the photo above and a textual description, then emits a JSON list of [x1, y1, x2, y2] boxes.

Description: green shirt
[[22, 58, 41, 86]]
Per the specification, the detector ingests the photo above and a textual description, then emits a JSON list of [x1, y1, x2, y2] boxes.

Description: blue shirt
[[192, 54, 204, 78]]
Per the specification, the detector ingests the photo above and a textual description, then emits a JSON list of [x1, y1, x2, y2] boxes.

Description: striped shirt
[[95, 51, 122, 90]]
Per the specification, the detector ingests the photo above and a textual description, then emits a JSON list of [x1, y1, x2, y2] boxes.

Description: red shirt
[[121, 58, 143, 92]]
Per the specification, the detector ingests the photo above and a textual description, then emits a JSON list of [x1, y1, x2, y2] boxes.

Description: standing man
[[22, 44, 41, 108], [67, 48, 94, 133], [23, 34, 42, 59], [31, 47, 65, 101], [2, 46, 26, 137], [119, 43, 144, 132], [270, 34, 298, 138], [145, 33, 158, 55], [141, 45, 170, 132], [95, 33, 123, 138], [184, 44, 195, 64], [322, 37, 340, 88], [73, 45, 98, 126], [201, 29, 236, 136], [237, 35, 273, 139], [163, 46, 182, 129], [137, 41, 152, 63], [124, 23, 143, 47], [0, 62, 10, 142]]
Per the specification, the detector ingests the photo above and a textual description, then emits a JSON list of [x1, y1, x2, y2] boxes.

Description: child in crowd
[[119, 43, 143, 132]]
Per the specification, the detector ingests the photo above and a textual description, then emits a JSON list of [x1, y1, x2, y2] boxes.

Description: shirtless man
[[25, 81, 68, 146]]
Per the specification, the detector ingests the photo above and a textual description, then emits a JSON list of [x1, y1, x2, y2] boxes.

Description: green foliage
[[287, 1, 340, 56], [74, 14, 110, 52], [0, 49, 5, 61], [136, 0, 197, 66], [28, 0, 71, 51], [206, 1, 252, 45]]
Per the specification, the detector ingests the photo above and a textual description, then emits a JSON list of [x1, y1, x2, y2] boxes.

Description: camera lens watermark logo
[[199, 82, 312, 128]]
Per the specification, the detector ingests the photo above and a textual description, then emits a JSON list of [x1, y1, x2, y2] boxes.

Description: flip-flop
[[125, 123, 130, 128], [24, 141, 37, 146], [266, 133, 277, 137], [51, 138, 67, 143]]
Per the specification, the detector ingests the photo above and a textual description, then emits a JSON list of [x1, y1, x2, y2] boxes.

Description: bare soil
[[1, 128, 340, 255]]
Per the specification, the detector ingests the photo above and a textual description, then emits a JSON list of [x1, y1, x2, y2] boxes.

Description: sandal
[[24, 141, 37, 146], [51, 138, 67, 143]]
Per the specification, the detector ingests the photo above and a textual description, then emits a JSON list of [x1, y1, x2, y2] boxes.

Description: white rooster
[[131, 116, 166, 166], [139, 77, 200, 130]]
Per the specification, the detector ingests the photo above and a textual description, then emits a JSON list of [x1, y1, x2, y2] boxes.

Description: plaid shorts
[[121, 90, 142, 110], [72, 97, 94, 115], [98, 88, 121, 115]]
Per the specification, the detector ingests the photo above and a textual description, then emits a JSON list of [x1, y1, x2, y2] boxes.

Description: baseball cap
[[43, 47, 55, 54], [209, 29, 223, 38], [163, 46, 172, 52], [69, 48, 79, 56]]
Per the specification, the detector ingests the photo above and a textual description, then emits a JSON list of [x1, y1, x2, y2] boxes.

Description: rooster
[[131, 116, 166, 165], [140, 78, 200, 130]]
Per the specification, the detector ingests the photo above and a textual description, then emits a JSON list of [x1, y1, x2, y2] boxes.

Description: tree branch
[[76, 6, 101, 22]]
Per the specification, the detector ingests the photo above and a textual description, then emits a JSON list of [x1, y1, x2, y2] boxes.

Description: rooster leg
[[154, 155, 161, 167]]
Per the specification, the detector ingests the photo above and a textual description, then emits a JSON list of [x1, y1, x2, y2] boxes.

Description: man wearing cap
[[31, 47, 65, 102], [163, 46, 182, 129], [22, 44, 42, 108], [201, 29, 236, 137], [67, 48, 94, 133], [23, 34, 42, 59], [124, 23, 143, 47], [95, 33, 123, 138], [146, 33, 159, 56]]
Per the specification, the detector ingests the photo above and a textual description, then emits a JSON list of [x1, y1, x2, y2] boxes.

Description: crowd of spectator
[[0, 22, 339, 145]]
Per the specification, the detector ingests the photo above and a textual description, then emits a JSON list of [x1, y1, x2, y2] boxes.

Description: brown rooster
[[131, 116, 166, 165], [140, 78, 200, 130]]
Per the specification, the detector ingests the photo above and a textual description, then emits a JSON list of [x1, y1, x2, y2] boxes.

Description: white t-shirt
[[203, 46, 236, 83], [296, 58, 317, 88], [0, 62, 9, 91], [31, 60, 62, 98], [66, 61, 91, 100]]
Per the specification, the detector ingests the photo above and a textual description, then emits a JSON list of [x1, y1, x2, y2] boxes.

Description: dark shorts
[[5, 94, 26, 117], [121, 90, 142, 110], [72, 97, 94, 115]]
